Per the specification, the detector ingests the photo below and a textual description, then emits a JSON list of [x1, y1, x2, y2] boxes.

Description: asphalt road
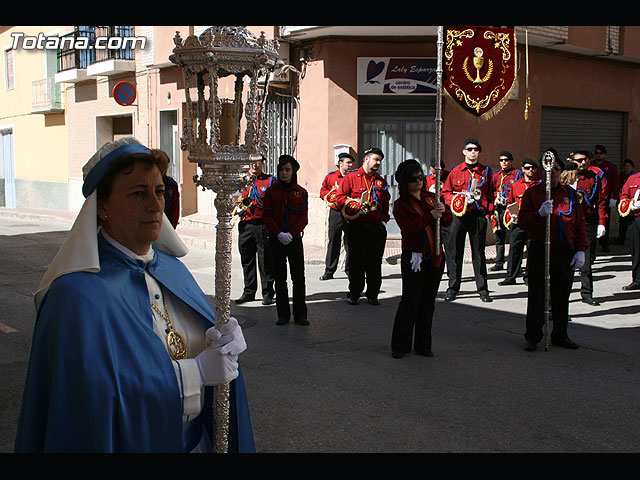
[[1, 214, 639, 453]]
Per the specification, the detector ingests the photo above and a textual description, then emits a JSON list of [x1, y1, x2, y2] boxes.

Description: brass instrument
[[323, 184, 339, 208], [453, 188, 482, 205], [232, 195, 252, 218], [341, 192, 378, 220], [360, 190, 378, 215]]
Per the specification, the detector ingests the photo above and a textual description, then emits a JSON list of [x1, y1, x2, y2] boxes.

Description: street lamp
[[169, 25, 280, 453]]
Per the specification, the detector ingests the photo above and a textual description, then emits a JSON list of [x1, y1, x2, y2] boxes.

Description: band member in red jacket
[[333, 147, 390, 306], [519, 157, 588, 351], [234, 157, 276, 306], [489, 151, 522, 271], [568, 150, 608, 306], [498, 157, 541, 286], [618, 171, 640, 290], [391, 160, 452, 359], [441, 138, 493, 303], [262, 155, 309, 326], [319, 152, 355, 280], [593, 144, 620, 252]]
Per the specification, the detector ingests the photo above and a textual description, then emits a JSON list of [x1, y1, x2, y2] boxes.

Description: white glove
[[277, 232, 293, 245], [570, 251, 585, 269], [538, 199, 553, 217], [195, 317, 246, 386], [631, 200, 640, 211], [609, 198, 617, 209], [596, 225, 606, 238], [410, 252, 422, 272]]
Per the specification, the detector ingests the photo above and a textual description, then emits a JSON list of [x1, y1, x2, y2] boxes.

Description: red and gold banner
[[444, 26, 517, 121]]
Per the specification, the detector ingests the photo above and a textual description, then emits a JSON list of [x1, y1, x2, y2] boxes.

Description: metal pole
[[541, 151, 554, 352], [435, 26, 444, 250]]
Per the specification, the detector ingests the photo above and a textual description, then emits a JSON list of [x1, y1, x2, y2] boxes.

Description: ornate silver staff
[[169, 26, 280, 452], [541, 150, 555, 351], [434, 26, 444, 250]]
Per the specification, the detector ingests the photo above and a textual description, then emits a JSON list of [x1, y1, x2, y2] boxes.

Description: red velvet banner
[[443, 26, 517, 121]]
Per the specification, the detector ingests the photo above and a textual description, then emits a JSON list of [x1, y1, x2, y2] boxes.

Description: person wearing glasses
[[489, 151, 523, 272], [518, 157, 587, 352], [593, 145, 620, 253], [441, 138, 494, 303], [498, 157, 542, 286], [390, 160, 452, 359], [568, 150, 608, 306], [334, 148, 390, 306]]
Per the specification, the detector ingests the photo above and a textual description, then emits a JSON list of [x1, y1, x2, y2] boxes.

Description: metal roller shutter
[[540, 106, 624, 169]]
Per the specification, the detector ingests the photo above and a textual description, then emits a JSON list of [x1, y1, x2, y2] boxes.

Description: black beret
[[278, 154, 300, 172], [463, 138, 482, 152], [499, 150, 513, 160], [394, 159, 421, 183], [521, 157, 538, 168]]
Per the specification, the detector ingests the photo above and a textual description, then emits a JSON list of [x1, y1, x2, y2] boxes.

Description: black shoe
[[498, 278, 516, 286], [489, 263, 504, 271], [391, 352, 405, 359], [622, 282, 640, 291], [319, 273, 333, 281], [294, 318, 309, 326], [444, 291, 457, 302], [415, 348, 434, 357], [551, 337, 579, 349], [347, 296, 359, 305], [367, 297, 380, 305], [235, 294, 255, 305], [524, 341, 537, 352], [262, 295, 274, 305], [276, 317, 290, 325], [581, 297, 600, 306], [480, 293, 493, 303]]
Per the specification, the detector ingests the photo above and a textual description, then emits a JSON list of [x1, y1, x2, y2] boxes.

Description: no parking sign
[[112, 81, 136, 106]]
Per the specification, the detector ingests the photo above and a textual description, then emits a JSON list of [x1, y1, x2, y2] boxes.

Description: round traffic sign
[[112, 81, 136, 106]]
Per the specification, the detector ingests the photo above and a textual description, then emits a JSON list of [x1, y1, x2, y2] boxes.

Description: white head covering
[[34, 137, 188, 310]]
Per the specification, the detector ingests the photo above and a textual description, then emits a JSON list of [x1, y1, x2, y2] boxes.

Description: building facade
[[3, 25, 640, 247]]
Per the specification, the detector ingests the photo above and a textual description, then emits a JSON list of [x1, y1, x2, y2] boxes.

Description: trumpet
[[232, 195, 252, 218], [342, 195, 378, 220], [494, 191, 508, 206], [454, 189, 482, 204], [360, 199, 378, 215]]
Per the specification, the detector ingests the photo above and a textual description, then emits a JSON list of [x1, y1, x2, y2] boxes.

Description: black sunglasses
[[408, 174, 424, 183], [523, 165, 537, 170], [466, 147, 480, 152]]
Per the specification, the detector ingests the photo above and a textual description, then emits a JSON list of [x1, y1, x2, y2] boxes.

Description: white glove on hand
[[609, 198, 617, 209], [277, 232, 293, 245], [631, 200, 640, 211], [410, 252, 422, 272], [570, 251, 585, 269], [195, 317, 246, 386], [538, 199, 553, 217], [597, 225, 606, 238], [430, 201, 445, 219]]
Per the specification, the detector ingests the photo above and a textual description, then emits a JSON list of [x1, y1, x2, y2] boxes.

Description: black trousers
[[345, 221, 387, 299], [238, 220, 275, 299], [270, 235, 307, 321], [504, 224, 529, 282], [576, 220, 597, 299], [391, 251, 445, 354], [598, 205, 611, 249], [525, 242, 574, 344], [493, 206, 508, 265], [444, 211, 489, 295], [629, 216, 640, 283], [323, 208, 349, 275]]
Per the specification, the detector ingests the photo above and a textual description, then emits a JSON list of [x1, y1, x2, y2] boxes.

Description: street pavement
[[1, 207, 639, 453]]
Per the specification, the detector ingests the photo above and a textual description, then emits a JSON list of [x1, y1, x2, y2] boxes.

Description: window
[[4, 47, 15, 90]]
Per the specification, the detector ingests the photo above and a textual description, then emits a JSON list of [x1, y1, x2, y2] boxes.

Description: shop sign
[[357, 57, 437, 95]]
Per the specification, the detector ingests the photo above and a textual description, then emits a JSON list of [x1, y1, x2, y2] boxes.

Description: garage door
[[540, 106, 624, 169]]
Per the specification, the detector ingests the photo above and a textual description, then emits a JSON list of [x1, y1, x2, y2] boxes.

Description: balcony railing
[[32, 77, 64, 113], [56, 26, 135, 73]]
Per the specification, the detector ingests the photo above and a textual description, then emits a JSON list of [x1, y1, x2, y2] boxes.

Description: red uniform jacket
[[490, 167, 522, 213], [425, 170, 449, 193], [620, 172, 640, 218], [393, 191, 452, 266], [519, 183, 588, 252], [574, 168, 608, 226], [320, 169, 350, 211], [594, 159, 620, 200], [238, 172, 276, 221], [262, 181, 308, 237], [507, 177, 542, 208], [334, 167, 390, 223], [441, 162, 493, 215]]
